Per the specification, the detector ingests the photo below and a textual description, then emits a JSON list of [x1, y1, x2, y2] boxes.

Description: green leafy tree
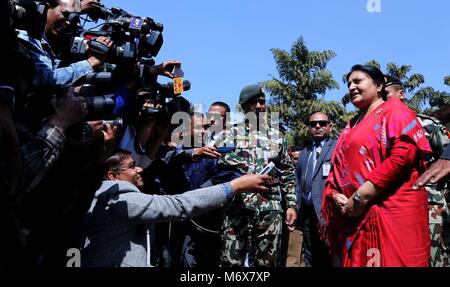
[[265, 37, 346, 147], [386, 63, 450, 114]]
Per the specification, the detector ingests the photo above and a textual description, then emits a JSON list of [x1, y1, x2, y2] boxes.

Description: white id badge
[[322, 163, 331, 177]]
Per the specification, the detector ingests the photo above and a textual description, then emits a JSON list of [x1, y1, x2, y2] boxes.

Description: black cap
[[239, 84, 264, 105], [384, 75, 404, 88]]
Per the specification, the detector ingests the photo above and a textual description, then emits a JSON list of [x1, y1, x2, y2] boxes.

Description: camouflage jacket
[[417, 114, 450, 205], [218, 123, 297, 212]]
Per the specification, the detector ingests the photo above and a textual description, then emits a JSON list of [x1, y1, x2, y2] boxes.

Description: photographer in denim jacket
[[17, 0, 113, 87]]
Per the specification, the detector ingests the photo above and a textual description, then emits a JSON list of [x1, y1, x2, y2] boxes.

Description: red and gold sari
[[320, 98, 432, 267]]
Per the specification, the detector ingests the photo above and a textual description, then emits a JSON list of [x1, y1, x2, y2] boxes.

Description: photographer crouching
[[80, 151, 271, 267]]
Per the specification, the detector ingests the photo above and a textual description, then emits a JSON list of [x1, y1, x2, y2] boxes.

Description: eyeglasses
[[247, 98, 266, 105], [309, 120, 329, 128], [253, 99, 266, 105]]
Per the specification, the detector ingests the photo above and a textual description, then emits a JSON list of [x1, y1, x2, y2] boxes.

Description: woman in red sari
[[320, 65, 431, 267]]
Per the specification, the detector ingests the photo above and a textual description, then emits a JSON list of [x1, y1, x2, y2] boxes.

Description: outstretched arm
[[413, 145, 450, 189]]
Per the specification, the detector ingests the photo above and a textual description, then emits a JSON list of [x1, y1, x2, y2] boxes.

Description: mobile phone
[[259, 162, 275, 175]]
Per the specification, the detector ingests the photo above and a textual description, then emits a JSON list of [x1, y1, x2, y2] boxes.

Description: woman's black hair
[[346, 64, 386, 99]]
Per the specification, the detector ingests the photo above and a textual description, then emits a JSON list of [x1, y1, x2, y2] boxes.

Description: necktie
[[303, 142, 321, 205], [314, 143, 321, 163]]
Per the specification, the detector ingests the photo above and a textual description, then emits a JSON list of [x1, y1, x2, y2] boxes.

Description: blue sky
[[101, 0, 450, 112]]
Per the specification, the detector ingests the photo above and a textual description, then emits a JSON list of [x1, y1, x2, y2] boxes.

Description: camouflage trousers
[[219, 209, 282, 267], [429, 204, 450, 267]]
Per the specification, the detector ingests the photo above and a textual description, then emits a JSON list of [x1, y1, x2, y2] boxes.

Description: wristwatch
[[353, 191, 369, 205]]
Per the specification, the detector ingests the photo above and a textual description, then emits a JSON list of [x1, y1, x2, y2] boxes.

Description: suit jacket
[[80, 180, 229, 267], [296, 137, 337, 219]]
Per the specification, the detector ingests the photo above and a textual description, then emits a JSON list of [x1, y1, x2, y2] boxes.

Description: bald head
[[309, 112, 328, 121]]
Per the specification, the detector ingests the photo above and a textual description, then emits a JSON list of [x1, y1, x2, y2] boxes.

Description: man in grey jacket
[[80, 150, 271, 267]]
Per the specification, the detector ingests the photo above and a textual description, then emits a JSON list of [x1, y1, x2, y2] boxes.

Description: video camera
[[24, 84, 116, 123], [0, 0, 49, 102], [69, 4, 180, 119], [3, 0, 48, 39], [70, 7, 163, 64], [65, 4, 190, 124], [76, 84, 116, 120], [136, 80, 191, 121]]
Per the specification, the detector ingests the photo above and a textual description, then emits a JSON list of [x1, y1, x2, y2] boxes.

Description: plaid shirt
[[16, 124, 66, 200], [0, 124, 66, 250]]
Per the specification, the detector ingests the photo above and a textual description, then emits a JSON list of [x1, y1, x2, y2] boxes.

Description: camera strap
[[87, 39, 110, 58]]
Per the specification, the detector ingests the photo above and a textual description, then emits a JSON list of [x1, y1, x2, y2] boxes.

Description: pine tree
[[265, 37, 346, 146]]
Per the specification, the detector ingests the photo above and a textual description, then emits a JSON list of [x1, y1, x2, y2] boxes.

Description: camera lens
[[84, 94, 115, 119], [102, 118, 123, 129]]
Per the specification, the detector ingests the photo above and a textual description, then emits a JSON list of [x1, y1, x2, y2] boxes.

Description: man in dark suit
[[296, 112, 336, 266]]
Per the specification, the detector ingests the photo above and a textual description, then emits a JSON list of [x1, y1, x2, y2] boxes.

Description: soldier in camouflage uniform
[[418, 114, 450, 267], [385, 75, 450, 267], [217, 84, 297, 267]]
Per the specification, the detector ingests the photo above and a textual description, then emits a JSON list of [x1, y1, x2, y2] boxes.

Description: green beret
[[384, 75, 404, 88], [239, 84, 264, 105]]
